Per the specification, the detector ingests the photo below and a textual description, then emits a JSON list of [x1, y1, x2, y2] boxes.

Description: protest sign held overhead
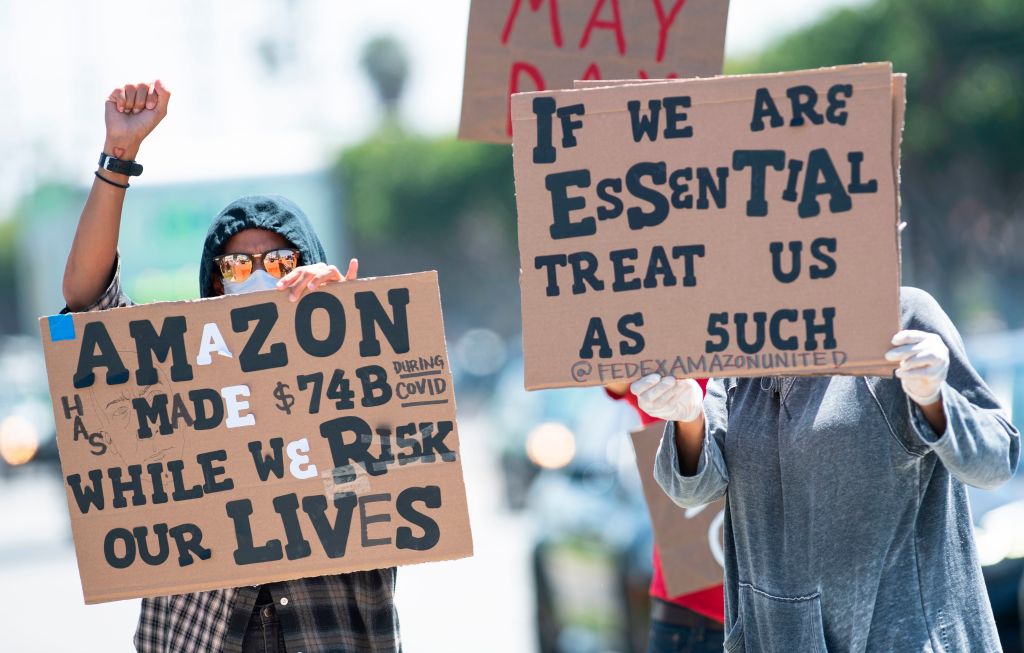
[[39, 271, 472, 604], [459, 0, 730, 142], [512, 63, 905, 390], [630, 422, 724, 596]]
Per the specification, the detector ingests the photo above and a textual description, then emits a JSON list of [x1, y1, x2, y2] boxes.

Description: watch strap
[[98, 152, 144, 177]]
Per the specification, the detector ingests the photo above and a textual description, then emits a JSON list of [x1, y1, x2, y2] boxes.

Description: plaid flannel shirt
[[68, 256, 401, 653]]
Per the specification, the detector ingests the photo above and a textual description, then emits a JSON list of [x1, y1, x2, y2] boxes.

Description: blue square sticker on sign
[[47, 314, 76, 342]]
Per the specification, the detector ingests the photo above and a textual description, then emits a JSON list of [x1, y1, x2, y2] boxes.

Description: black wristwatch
[[98, 152, 144, 177]]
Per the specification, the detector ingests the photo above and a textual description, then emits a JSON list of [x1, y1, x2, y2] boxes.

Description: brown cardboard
[[573, 78, 665, 88], [459, 0, 730, 142], [891, 74, 906, 276], [576, 72, 908, 251], [630, 422, 723, 596], [512, 63, 904, 389], [39, 271, 472, 603], [573, 75, 909, 190]]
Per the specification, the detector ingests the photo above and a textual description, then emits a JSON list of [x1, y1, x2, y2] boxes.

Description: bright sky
[[0, 0, 870, 211]]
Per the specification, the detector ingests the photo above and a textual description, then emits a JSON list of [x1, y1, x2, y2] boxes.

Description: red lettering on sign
[[507, 61, 546, 136], [637, 69, 680, 79], [501, 0, 564, 47], [578, 0, 626, 55], [582, 62, 603, 80], [652, 0, 687, 63]]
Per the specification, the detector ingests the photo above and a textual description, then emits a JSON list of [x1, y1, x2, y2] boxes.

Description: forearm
[[918, 397, 947, 435], [64, 77, 171, 309], [655, 416, 728, 508], [911, 383, 1019, 490], [673, 416, 706, 476], [62, 139, 138, 310]]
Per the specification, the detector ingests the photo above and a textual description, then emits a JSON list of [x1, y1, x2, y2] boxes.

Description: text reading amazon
[[39, 271, 472, 603]]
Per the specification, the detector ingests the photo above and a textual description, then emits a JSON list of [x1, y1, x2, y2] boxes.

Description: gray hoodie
[[655, 287, 1020, 652]]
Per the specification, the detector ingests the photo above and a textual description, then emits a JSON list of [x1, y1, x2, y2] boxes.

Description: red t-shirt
[[607, 382, 725, 623]]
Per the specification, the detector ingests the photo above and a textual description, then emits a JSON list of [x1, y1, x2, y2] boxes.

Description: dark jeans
[[647, 618, 725, 653], [241, 601, 287, 653]]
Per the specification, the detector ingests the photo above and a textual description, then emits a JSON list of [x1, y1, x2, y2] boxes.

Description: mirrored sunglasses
[[213, 248, 300, 283]]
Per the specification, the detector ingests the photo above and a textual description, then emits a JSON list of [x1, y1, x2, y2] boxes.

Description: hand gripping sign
[[40, 271, 472, 603]]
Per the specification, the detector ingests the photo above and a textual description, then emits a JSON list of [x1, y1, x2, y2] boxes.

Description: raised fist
[[103, 80, 171, 160]]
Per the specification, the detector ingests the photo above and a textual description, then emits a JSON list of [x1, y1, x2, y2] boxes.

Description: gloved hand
[[630, 374, 704, 422], [885, 330, 950, 406]]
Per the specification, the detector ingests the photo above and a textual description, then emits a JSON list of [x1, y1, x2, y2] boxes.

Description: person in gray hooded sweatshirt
[[634, 288, 1020, 652], [63, 81, 400, 653]]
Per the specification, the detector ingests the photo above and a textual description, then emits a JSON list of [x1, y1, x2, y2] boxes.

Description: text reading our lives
[[59, 285, 457, 573]]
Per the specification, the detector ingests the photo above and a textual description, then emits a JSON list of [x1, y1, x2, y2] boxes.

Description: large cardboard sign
[[512, 63, 905, 390], [39, 272, 472, 603], [631, 422, 723, 596], [459, 0, 730, 142]]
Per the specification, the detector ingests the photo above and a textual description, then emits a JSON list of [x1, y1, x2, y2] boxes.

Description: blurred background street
[[1, 0, 1022, 651]]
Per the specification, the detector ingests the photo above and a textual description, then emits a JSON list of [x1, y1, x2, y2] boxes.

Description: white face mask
[[223, 270, 280, 295]]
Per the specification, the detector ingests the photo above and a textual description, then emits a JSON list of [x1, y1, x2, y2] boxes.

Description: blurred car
[[0, 335, 59, 477], [525, 392, 652, 653], [967, 328, 1024, 652], [488, 354, 612, 510], [484, 352, 653, 649], [972, 481, 1024, 652], [521, 329, 1024, 653]]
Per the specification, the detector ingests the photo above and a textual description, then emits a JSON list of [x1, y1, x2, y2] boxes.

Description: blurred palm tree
[[344, 34, 519, 336], [360, 35, 410, 119]]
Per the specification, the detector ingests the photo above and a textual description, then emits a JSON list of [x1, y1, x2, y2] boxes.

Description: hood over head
[[199, 194, 326, 298]]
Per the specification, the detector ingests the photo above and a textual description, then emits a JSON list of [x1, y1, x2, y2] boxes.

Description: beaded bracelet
[[94, 170, 129, 189]]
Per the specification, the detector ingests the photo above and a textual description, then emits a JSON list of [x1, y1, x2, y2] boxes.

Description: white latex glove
[[630, 374, 704, 422], [885, 329, 950, 406]]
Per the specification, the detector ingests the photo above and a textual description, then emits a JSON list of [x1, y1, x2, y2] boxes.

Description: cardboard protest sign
[[39, 272, 472, 603], [459, 0, 730, 143], [574, 72, 908, 232], [512, 63, 905, 390], [630, 422, 723, 596], [572, 73, 907, 181]]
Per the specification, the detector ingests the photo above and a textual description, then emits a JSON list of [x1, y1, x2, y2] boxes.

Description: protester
[[62, 80, 399, 653], [606, 380, 725, 653], [635, 289, 1020, 651]]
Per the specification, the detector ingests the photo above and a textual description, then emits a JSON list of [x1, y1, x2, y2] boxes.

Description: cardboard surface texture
[[513, 63, 904, 390], [459, 0, 729, 142], [40, 272, 473, 603], [630, 422, 724, 596]]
